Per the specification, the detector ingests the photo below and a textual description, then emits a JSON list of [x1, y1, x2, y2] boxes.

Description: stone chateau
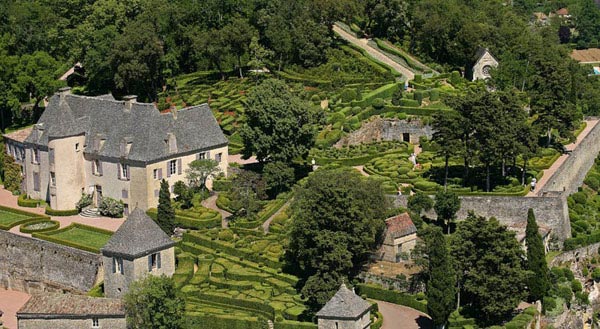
[[6, 87, 228, 213]]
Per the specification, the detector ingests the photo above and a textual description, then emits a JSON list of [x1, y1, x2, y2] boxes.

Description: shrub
[[218, 229, 234, 242], [429, 89, 440, 101], [592, 268, 600, 281], [341, 88, 358, 103], [414, 91, 424, 105], [372, 98, 385, 109], [571, 279, 582, 293], [585, 176, 600, 191], [414, 75, 422, 83], [76, 193, 93, 212], [355, 283, 427, 313], [542, 296, 556, 313], [572, 192, 587, 204], [19, 219, 60, 233], [450, 71, 462, 85], [18, 195, 42, 208], [99, 197, 124, 218], [45, 207, 79, 216]]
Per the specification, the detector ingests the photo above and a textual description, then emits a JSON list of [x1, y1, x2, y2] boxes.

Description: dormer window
[[32, 148, 40, 164], [93, 160, 103, 176], [119, 163, 130, 181], [120, 138, 133, 157]]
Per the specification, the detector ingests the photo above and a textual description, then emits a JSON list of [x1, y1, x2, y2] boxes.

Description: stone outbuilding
[[379, 213, 418, 262], [17, 293, 125, 329], [316, 284, 371, 329], [469, 47, 499, 81], [100, 208, 176, 298]]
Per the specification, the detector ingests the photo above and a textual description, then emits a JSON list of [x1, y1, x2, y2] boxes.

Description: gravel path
[[375, 300, 432, 329], [262, 200, 291, 233], [201, 193, 232, 228], [333, 25, 415, 80], [0, 288, 31, 329], [229, 154, 258, 165]]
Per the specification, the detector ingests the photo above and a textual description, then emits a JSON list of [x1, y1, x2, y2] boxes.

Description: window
[[50, 172, 56, 187], [75, 143, 80, 151], [113, 257, 123, 274], [168, 160, 177, 176], [122, 189, 128, 199], [215, 152, 222, 163], [119, 163, 129, 180], [153, 168, 162, 180], [32, 148, 40, 164], [123, 203, 129, 216], [48, 148, 54, 164], [33, 172, 40, 192], [197, 152, 207, 160], [93, 160, 102, 176], [92, 317, 99, 328], [148, 253, 161, 271]]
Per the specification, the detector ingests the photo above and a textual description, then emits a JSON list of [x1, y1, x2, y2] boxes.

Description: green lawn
[[33, 223, 113, 253], [0, 206, 46, 230]]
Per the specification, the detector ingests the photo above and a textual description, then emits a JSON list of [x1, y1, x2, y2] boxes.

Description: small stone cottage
[[470, 47, 499, 81], [316, 284, 371, 329], [379, 213, 418, 262], [17, 293, 125, 329]]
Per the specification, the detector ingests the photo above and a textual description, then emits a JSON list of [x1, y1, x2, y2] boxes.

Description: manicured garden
[[0, 205, 48, 230], [32, 223, 113, 253]]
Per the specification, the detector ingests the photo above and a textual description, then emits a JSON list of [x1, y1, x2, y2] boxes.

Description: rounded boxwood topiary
[[20, 219, 60, 233], [372, 98, 385, 109]]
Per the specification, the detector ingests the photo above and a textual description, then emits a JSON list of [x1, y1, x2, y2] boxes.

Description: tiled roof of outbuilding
[[25, 93, 227, 163], [316, 284, 371, 319], [383, 213, 417, 245], [101, 208, 175, 258], [17, 293, 124, 319]]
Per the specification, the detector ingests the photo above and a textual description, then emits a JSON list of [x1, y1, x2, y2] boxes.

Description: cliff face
[[335, 117, 433, 147]]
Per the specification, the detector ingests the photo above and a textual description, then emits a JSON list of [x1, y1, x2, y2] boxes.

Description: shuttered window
[[122, 189, 128, 199], [33, 172, 40, 191]]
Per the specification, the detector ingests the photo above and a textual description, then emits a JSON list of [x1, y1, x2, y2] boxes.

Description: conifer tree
[[157, 179, 175, 235], [525, 208, 550, 302], [426, 226, 456, 329]]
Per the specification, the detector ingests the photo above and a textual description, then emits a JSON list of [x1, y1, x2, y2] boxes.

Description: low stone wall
[[395, 193, 571, 241], [540, 120, 600, 195], [550, 242, 600, 267], [0, 230, 102, 294], [335, 118, 433, 146]]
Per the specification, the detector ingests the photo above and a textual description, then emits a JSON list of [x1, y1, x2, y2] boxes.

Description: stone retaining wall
[[0, 230, 102, 294], [550, 242, 600, 267]]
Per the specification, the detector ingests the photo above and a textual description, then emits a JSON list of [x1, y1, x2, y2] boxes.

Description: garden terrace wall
[[0, 230, 102, 294], [394, 194, 571, 241]]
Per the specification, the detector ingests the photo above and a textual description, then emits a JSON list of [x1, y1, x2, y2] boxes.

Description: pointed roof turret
[[101, 208, 175, 259], [316, 283, 371, 319]]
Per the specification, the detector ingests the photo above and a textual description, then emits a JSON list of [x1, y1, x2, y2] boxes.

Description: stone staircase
[[80, 208, 100, 218]]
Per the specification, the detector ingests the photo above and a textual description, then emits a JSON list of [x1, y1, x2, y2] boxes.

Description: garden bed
[[0, 205, 48, 230], [32, 223, 113, 253]]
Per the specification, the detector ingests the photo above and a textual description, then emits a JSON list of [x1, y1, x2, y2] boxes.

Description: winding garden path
[[375, 300, 432, 329], [262, 199, 292, 233], [333, 24, 415, 80], [201, 193, 231, 228]]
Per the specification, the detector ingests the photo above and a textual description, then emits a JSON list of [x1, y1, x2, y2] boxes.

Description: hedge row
[[349, 83, 400, 108], [371, 311, 384, 329], [173, 253, 196, 288], [256, 193, 292, 224], [186, 293, 275, 320], [564, 230, 600, 251], [275, 321, 317, 329], [183, 232, 281, 269], [313, 149, 408, 167], [355, 283, 427, 314], [212, 179, 232, 192], [374, 39, 433, 74], [185, 313, 266, 329], [147, 209, 221, 230], [32, 223, 113, 254], [45, 207, 79, 216], [17, 195, 43, 208], [341, 44, 399, 78], [19, 219, 60, 233], [0, 205, 49, 230]]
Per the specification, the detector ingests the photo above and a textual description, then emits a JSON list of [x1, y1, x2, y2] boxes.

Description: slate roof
[[101, 208, 175, 258], [383, 213, 417, 245], [17, 293, 124, 319], [25, 92, 228, 163], [474, 47, 498, 64], [3, 126, 33, 143], [316, 284, 371, 319]]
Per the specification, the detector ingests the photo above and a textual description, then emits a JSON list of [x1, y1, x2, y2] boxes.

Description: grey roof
[[25, 93, 228, 163], [474, 47, 498, 64], [101, 208, 175, 258], [316, 284, 371, 319], [17, 293, 124, 319]]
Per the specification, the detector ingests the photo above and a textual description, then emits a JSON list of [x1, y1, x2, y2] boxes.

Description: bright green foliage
[[425, 226, 456, 327], [185, 159, 221, 192], [240, 79, 321, 164], [451, 214, 528, 325], [124, 275, 185, 329], [2, 155, 22, 193], [157, 179, 175, 235], [407, 192, 433, 215], [525, 209, 550, 302], [434, 190, 460, 233], [287, 169, 388, 311], [263, 161, 295, 196]]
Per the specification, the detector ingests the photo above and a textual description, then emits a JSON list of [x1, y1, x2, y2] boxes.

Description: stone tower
[[100, 208, 175, 298], [316, 284, 372, 329]]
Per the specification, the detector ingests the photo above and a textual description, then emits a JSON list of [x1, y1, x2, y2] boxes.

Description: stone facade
[[335, 117, 433, 147], [471, 48, 498, 81], [18, 316, 125, 329], [317, 284, 371, 329], [318, 314, 371, 329], [0, 230, 102, 293]]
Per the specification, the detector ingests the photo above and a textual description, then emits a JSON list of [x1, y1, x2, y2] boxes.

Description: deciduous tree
[[185, 159, 221, 192], [434, 190, 460, 234], [123, 275, 184, 329]]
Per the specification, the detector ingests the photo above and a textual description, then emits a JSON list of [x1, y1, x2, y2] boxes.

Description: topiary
[[372, 98, 385, 109]]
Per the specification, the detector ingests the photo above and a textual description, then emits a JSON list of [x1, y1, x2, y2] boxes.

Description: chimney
[[171, 106, 178, 120], [58, 87, 71, 100], [123, 95, 137, 112]]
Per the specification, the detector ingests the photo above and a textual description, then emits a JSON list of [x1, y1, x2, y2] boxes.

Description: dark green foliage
[[263, 161, 295, 196], [287, 169, 388, 311], [355, 283, 427, 313], [45, 207, 79, 216], [407, 192, 433, 215], [426, 227, 456, 327], [186, 159, 221, 192], [240, 79, 321, 164], [173, 181, 193, 209], [525, 209, 550, 302], [230, 170, 266, 219], [76, 193, 93, 212], [451, 213, 528, 325], [124, 275, 184, 329], [2, 155, 21, 193], [341, 88, 358, 103], [434, 190, 460, 233], [372, 97, 385, 109], [157, 179, 175, 235], [414, 91, 424, 105]]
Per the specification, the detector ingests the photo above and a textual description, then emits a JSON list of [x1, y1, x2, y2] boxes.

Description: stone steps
[[80, 208, 100, 218]]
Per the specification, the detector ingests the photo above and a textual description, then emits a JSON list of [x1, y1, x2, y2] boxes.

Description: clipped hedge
[[212, 179, 232, 192], [349, 83, 400, 108], [32, 223, 113, 254], [355, 283, 427, 314], [45, 207, 79, 216], [185, 313, 267, 329], [185, 293, 275, 320], [0, 205, 49, 230], [147, 208, 221, 230], [374, 39, 432, 73], [19, 219, 60, 233], [275, 321, 317, 329], [18, 195, 43, 208]]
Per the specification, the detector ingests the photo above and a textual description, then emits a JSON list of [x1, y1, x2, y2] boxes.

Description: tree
[[263, 161, 295, 196], [230, 170, 266, 218], [2, 154, 22, 193], [185, 159, 221, 192], [434, 190, 460, 234], [123, 275, 184, 329], [222, 17, 257, 78], [426, 226, 456, 329], [157, 179, 175, 235], [173, 181, 193, 209], [14, 51, 64, 111], [240, 79, 321, 164], [451, 213, 528, 325], [287, 169, 388, 311], [525, 209, 550, 302], [247, 36, 274, 78], [432, 111, 463, 187], [407, 192, 433, 215]]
